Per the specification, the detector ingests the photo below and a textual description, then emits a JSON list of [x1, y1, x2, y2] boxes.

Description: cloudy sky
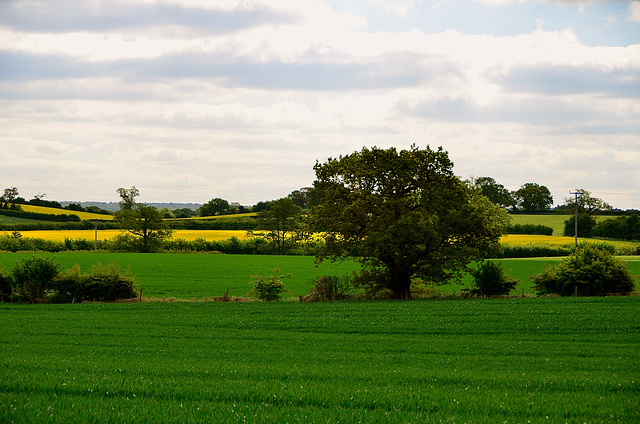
[[1, 0, 639, 208]]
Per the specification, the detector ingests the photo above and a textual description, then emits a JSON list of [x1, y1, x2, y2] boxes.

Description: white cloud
[[630, 1, 640, 23], [1, 0, 639, 208]]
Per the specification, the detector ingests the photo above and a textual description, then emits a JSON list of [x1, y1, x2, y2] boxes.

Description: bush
[[0, 265, 12, 301], [593, 214, 640, 240], [248, 268, 290, 301], [494, 244, 573, 258], [73, 262, 137, 302], [531, 244, 636, 296], [469, 261, 519, 296], [11, 256, 61, 303], [51, 263, 83, 303], [308, 275, 355, 301], [506, 224, 554, 236]]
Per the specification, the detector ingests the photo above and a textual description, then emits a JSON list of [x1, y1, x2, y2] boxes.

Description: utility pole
[[94, 219, 98, 251], [569, 189, 581, 248]]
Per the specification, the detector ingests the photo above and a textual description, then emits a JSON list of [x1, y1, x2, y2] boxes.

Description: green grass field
[[2, 298, 638, 423], [510, 214, 619, 236], [0, 252, 361, 299], [1, 252, 638, 299]]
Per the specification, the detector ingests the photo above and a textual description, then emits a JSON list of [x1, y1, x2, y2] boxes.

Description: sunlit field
[[9, 229, 252, 242], [2, 298, 639, 423], [19, 204, 115, 221]]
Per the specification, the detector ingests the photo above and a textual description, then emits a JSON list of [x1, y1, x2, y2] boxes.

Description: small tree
[[1, 187, 20, 210], [531, 244, 636, 296], [563, 190, 611, 216], [564, 214, 596, 238], [255, 198, 303, 255], [115, 187, 172, 252], [248, 268, 291, 301], [515, 183, 553, 212], [11, 256, 61, 303], [469, 261, 519, 296]]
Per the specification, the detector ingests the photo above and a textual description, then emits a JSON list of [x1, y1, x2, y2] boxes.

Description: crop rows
[[2, 298, 639, 422]]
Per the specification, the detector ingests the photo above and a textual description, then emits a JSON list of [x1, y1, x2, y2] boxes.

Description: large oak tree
[[308, 145, 509, 299]]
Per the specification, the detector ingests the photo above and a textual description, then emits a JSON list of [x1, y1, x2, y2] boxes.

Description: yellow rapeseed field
[[499, 234, 576, 246], [20, 205, 115, 221], [10, 229, 252, 242]]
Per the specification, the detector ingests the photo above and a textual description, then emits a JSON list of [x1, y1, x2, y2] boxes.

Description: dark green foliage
[[0, 209, 81, 222], [532, 244, 636, 296], [593, 214, 640, 240], [74, 262, 136, 302], [53, 262, 136, 302], [506, 223, 554, 235], [255, 198, 304, 255], [199, 198, 230, 216], [0, 235, 66, 252], [469, 261, 519, 296], [494, 244, 573, 258], [248, 268, 290, 301], [309, 145, 509, 299], [172, 208, 198, 218], [165, 218, 257, 230], [308, 275, 355, 301], [0, 265, 12, 301], [514, 183, 553, 212], [115, 187, 172, 252], [564, 214, 597, 237], [11, 256, 61, 303], [471, 176, 515, 209]]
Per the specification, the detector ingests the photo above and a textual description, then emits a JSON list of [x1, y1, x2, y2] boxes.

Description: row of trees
[[4, 145, 636, 300], [470, 177, 554, 212]]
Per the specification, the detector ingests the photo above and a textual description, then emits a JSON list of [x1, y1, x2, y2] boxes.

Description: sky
[[1, 0, 639, 209]]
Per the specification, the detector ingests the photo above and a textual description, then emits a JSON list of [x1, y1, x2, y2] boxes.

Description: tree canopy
[[470, 176, 515, 209], [308, 145, 509, 299], [199, 198, 230, 217], [563, 190, 611, 216], [515, 183, 553, 212], [115, 187, 172, 252], [255, 198, 303, 254]]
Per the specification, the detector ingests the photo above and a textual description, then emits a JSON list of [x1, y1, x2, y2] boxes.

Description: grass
[[1, 297, 639, 423], [0, 252, 361, 299], [1, 252, 638, 298]]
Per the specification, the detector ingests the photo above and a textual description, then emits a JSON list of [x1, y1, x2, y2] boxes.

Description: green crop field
[[1, 252, 639, 298], [2, 298, 639, 423], [0, 252, 362, 299], [510, 214, 619, 236]]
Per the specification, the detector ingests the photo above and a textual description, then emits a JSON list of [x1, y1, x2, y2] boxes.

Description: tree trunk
[[389, 270, 412, 300]]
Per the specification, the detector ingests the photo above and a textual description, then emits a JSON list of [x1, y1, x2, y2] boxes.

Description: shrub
[[52, 263, 83, 303], [469, 261, 519, 296], [531, 244, 636, 296], [11, 256, 61, 303], [308, 275, 355, 301], [507, 224, 554, 236], [593, 214, 640, 240], [73, 262, 137, 302], [0, 265, 12, 301], [248, 268, 290, 301]]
